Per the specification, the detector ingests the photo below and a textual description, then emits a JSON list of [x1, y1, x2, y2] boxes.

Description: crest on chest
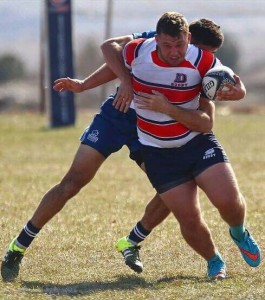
[[171, 73, 188, 87]]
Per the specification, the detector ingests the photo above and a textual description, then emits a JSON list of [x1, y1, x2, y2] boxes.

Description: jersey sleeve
[[196, 50, 218, 78], [211, 57, 222, 68], [132, 30, 156, 39], [123, 38, 146, 68]]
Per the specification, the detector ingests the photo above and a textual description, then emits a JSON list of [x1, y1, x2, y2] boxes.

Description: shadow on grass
[[20, 275, 151, 296], [155, 275, 209, 284], [19, 274, 207, 297]]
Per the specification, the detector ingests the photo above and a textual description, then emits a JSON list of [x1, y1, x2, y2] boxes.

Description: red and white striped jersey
[[123, 37, 220, 148]]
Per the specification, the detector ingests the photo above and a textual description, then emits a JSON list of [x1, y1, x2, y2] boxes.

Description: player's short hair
[[189, 18, 224, 48], [156, 12, 189, 37]]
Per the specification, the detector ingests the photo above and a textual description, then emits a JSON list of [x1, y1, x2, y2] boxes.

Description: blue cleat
[[230, 229, 261, 267], [207, 253, 226, 280]]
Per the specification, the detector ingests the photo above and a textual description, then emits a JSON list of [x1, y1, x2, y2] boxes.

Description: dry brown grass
[[0, 111, 264, 299]]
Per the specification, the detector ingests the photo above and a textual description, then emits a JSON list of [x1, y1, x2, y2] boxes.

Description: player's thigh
[[196, 162, 241, 207], [65, 144, 105, 186], [159, 180, 200, 222]]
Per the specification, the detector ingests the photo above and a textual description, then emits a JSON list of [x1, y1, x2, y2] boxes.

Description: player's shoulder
[[186, 44, 217, 76], [187, 44, 215, 60], [126, 38, 146, 49], [126, 37, 155, 50], [124, 38, 155, 64]]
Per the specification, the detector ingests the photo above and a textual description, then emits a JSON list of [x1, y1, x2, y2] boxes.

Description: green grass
[[0, 110, 264, 300]]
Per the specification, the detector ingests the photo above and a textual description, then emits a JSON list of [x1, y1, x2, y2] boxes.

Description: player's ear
[[187, 32, 191, 43]]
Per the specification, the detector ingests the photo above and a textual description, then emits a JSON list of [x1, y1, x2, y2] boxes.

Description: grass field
[[0, 110, 264, 300]]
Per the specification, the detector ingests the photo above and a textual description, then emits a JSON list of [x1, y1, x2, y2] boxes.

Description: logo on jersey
[[203, 148, 216, 159], [87, 130, 99, 143], [171, 73, 188, 87]]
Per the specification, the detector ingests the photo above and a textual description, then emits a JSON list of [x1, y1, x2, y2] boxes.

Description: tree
[[0, 54, 26, 83]]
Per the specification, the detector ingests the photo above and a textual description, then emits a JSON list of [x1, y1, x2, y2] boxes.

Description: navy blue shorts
[[80, 94, 143, 166], [142, 133, 229, 193]]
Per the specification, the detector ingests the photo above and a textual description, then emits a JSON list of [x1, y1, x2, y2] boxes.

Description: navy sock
[[127, 221, 151, 245], [16, 220, 41, 249]]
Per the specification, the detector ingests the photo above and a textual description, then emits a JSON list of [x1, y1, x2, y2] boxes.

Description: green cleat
[[115, 236, 143, 273], [1, 238, 25, 282]]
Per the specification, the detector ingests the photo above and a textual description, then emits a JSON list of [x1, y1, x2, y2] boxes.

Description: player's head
[[156, 12, 189, 37], [155, 12, 191, 66], [189, 18, 224, 53]]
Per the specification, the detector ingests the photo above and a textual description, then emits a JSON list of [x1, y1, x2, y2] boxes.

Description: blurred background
[[0, 0, 264, 115]]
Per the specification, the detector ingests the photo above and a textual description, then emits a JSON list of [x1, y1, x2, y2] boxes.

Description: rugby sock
[[230, 224, 246, 241], [127, 221, 151, 245], [207, 252, 222, 263], [15, 220, 41, 249]]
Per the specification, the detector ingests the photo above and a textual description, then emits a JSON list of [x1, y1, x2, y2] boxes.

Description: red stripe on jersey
[[133, 78, 201, 104], [137, 117, 189, 138], [124, 38, 146, 66], [197, 50, 216, 77], [151, 50, 196, 69]]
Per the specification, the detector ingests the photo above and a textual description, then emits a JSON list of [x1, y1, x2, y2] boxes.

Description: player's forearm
[[136, 92, 214, 133], [165, 104, 213, 133], [81, 63, 117, 91], [101, 36, 132, 84]]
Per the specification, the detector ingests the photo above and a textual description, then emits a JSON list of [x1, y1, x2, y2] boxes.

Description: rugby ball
[[202, 66, 236, 100]]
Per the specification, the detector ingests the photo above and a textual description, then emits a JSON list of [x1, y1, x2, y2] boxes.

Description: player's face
[[155, 32, 190, 66]]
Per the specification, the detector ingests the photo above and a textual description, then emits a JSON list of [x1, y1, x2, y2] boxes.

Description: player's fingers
[[119, 98, 128, 112], [123, 100, 131, 113], [113, 96, 125, 111], [53, 82, 64, 91], [151, 90, 163, 96], [138, 92, 149, 97], [114, 98, 123, 111], [113, 88, 124, 105], [113, 95, 121, 106], [220, 84, 233, 93], [233, 74, 240, 83], [54, 78, 64, 84]]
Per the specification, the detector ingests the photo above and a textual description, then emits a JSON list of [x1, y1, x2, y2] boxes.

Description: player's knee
[[179, 215, 202, 232], [59, 177, 83, 199], [219, 192, 245, 211]]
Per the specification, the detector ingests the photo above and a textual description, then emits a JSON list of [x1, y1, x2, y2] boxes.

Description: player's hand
[[215, 74, 246, 101], [113, 80, 134, 112], [135, 90, 170, 113], [53, 77, 84, 93]]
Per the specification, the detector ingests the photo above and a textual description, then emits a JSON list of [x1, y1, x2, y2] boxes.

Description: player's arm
[[135, 90, 214, 133], [100, 34, 134, 87], [54, 32, 155, 96], [216, 74, 246, 101], [53, 34, 135, 93], [101, 36, 136, 112], [53, 63, 117, 93]]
